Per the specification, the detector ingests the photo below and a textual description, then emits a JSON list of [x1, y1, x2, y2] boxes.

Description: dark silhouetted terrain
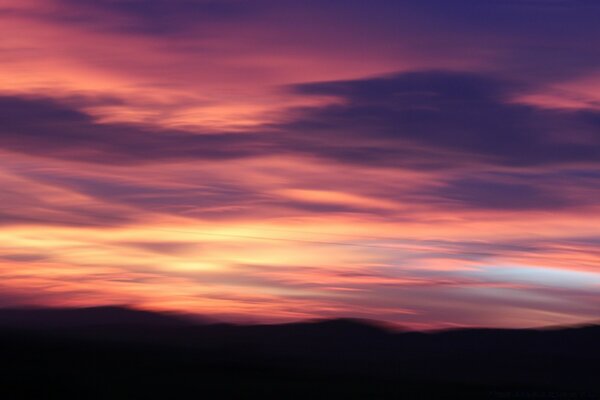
[[0, 306, 598, 399]]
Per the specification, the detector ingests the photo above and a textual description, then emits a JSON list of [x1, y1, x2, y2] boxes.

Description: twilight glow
[[1, 0, 600, 329]]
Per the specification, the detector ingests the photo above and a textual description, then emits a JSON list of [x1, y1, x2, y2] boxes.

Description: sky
[[1, 0, 600, 329]]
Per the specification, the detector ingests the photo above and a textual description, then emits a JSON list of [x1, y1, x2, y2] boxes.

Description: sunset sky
[[1, 0, 600, 329]]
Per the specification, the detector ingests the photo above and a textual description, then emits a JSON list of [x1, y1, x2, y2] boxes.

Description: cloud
[[2, 0, 600, 328], [6, 70, 600, 172], [0, 253, 50, 262], [419, 168, 600, 212], [3, 71, 600, 218], [0, 164, 138, 227], [57, 0, 258, 34], [431, 177, 569, 210], [0, 96, 271, 164], [285, 71, 600, 168]]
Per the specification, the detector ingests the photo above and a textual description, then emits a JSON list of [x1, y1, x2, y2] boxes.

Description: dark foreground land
[[0, 307, 598, 399]]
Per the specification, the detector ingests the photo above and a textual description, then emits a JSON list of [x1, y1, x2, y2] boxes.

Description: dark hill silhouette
[[0, 305, 192, 329], [0, 306, 598, 399]]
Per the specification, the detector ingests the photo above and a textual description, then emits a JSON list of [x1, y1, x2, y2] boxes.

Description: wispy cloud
[[0, 0, 599, 328]]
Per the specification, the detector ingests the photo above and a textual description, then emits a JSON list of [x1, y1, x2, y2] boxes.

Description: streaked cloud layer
[[1, 0, 599, 329]]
